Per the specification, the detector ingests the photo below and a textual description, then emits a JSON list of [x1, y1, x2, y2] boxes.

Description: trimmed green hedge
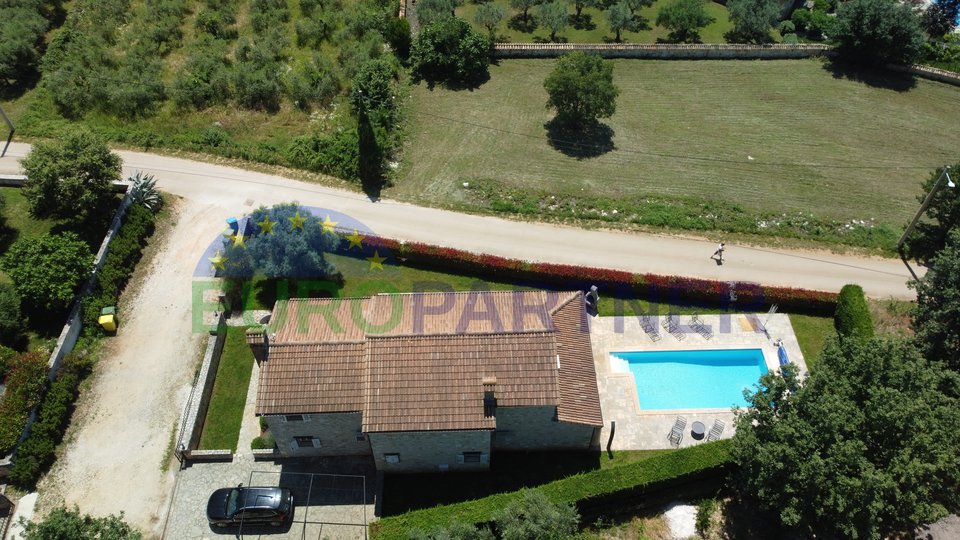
[[83, 202, 158, 329], [834, 284, 873, 340], [362, 236, 838, 315], [0, 352, 49, 455], [371, 440, 732, 539]]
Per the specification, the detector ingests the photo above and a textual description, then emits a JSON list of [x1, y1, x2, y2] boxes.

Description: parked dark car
[[206, 485, 294, 527]]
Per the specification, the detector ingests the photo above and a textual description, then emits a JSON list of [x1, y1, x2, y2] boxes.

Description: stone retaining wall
[[492, 43, 833, 59], [176, 308, 229, 462]]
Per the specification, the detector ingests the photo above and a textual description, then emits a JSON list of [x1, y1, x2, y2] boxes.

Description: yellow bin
[[98, 314, 117, 332]]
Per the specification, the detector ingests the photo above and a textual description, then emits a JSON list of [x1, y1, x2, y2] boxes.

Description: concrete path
[[0, 142, 919, 299]]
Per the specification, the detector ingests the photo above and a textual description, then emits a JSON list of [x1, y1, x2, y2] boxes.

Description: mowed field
[[395, 58, 960, 226]]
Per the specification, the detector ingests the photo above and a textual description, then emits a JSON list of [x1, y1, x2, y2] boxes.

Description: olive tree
[[544, 51, 619, 126], [834, 0, 926, 65]]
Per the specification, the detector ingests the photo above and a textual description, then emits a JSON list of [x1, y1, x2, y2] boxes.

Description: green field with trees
[[397, 57, 960, 250]]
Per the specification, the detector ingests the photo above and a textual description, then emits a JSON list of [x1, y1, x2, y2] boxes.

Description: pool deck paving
[[591, 313, 806, 450]]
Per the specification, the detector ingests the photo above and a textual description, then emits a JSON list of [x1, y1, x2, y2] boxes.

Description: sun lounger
[[661, 316, 686, 341], [690, 315, 714, 340], [707, 419, 725, 442], [640, 316, 661, 342], [668, 416, 687, 446]]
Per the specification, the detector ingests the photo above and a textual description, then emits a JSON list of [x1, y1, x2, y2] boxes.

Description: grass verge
[[198, 326, 254, 451], [789, 313, 834, 371], [396, 58, 960, 251]]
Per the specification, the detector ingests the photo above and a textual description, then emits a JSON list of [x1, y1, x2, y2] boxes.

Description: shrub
[[250, 435, 276, 449], [695, 498, 716, 537], [409, 521, 495, 540], [10, 368, 81, 488], [287, 53, 341, 110], [493, 490, 579, 540], [778, 20, 796, 35], [22, 506, 142, 539], [171, 37, 232, 110], [250, 0, 290, 34], [0, 345, 16, 380], [83, 204, 158, 328], [384, 17, 412, 59], [409, 18, 491, 84], [0, 283, 24, 346], [195, 9, 239, 40], [296, 16, 333, 48], [791, 8, 811, 31], [782, 32, 799, 43], [0, 1, 49, 92], [0, 352, 49, 455], [106, 53, 166, 119], [285, 128, 361, 180], [834, 284, 873, 340], [1, 233, 93, 315]]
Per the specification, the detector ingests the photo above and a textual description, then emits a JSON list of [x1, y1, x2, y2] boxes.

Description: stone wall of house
[[267, 412, 371, 457], [369, 430, 492, 473], [493, 406, 598, 450]]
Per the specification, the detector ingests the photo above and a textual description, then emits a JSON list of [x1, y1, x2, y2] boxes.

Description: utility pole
[[897, 165, 955, 254]]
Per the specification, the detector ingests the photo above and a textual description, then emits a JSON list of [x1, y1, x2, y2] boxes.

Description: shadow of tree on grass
[[823, 59, 917, 92], [544, 118, 615, 159]]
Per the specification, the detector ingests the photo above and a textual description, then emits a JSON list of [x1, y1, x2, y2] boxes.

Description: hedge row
[[0, 352, 49, 456], [83, 203, 158, 329], [9, 355, 90, 488], [362, 237, 839, 315], [372, 440, 732, 539]]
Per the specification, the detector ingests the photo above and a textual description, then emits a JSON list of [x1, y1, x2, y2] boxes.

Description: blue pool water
[[612, 349, 768, 410]]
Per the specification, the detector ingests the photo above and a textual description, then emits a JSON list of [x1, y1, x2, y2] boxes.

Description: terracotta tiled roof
[[257, 290, 603, 430], [362, 333, 559, 432], [552, 294, 604, 427], [256, 342, 364, 415]]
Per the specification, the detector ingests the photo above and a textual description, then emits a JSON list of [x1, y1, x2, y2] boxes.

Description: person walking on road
[[711, 242, 725, 264]]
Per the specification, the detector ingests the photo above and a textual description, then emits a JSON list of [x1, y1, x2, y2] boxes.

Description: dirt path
[[35, 199, 229, 538]]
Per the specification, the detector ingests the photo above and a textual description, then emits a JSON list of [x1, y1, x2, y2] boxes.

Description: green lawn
[[457, 0, 737, 44], [789, 313, 834, 370], [198, 326, 255, 451], [395, 58, 960, 249], [0, 188, 55, 253]]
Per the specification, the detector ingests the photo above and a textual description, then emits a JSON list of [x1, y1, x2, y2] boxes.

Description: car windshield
[[225, 489, 241, 516]]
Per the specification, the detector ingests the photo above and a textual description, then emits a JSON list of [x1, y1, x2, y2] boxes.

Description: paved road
[[0, 141, 919, 298]]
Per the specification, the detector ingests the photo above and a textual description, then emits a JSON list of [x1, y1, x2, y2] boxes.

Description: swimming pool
[[611, 349, 768, 410]]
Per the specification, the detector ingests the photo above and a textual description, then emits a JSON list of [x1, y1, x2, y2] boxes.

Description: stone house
[[249, 290, 603, 473]]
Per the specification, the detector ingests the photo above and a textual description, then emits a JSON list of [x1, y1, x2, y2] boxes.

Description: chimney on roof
[[482, 377, 497, 417], [246, 328, 268, 364]]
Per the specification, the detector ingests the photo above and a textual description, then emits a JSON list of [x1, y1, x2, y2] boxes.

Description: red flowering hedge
[[361, 236, 837, 315]]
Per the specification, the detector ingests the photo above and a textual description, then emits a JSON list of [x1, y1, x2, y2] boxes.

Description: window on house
[[285, 414, 305, 422], [356, 432, 366, 441], [462, 452, 482, 463], [384, 453, 400, 464], [294, 436, 320, 448]]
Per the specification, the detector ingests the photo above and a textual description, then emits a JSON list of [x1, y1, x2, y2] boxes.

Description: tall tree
[[911, 228, 960, 370], [511, 0, 543, 25], [544, 51, 619, 126], [536, 0, 570, 41], [220, 203, 339, 281], [901, 163, 960, 264], [725, 0, 780, 43], [732, 337, 960, 538], [834, 0, 926, 65], [475, 2, 507, 36], [0, 232, 93, 314], [21, 127, 122, 222], [656, 0, 715, 42], [922, 0, 959, 38], [415, 0, 459, 27], [409, 18, 491, 84], [573, 0, 596, 18], [606, 2, 633, 41]]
